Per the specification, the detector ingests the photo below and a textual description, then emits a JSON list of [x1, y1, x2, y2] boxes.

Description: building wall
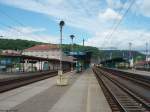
[[23, 50, 73, 62], [23, 49, 61, 59], [22, 49, 73, 71]]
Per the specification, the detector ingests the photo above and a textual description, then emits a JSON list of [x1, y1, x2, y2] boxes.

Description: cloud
[[132, 0, 150, 17], [1, 0, 150, 50], [99, 8, 122, 21], [85, 29, 150, 50], [46, 0, 64, 5], [14, 26, 46, 34], [0, 0, 107, 33], [0, 26, 59, 43], [106, 0, 124, 9]]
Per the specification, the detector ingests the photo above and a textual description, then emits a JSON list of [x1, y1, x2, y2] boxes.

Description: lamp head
[[59, 20, 65, 27], [70, 35, 75, 40]]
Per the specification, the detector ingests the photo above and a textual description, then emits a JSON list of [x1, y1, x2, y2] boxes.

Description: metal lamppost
[[59, 21, 64, 73], [70, 35, 75, 72], [57, 20, 68, 86]]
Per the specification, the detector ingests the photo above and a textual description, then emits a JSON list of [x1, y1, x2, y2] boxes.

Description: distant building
[[67, 51, 92, 71], [1, 50, 21, 55], [22, 44, 74, 70], [22, 44, 74, 62], [146, 55, 150, 61], [0, 54, 73, 72], [0, 45, 74, 72], [22, 44, 60, 59]]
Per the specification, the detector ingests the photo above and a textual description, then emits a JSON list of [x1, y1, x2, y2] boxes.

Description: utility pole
[[110, 52, 112, 60], [146, 42, 148, 61], [70, 35, 75, 72], [129, 42, 132, 60], [122, 51, 125, 58], [83, 38, 85, 46], [129, 42, 133, 68], [57, 20, 68, 86], [59, 21, 64, 74], [146, 42, 149, 69]]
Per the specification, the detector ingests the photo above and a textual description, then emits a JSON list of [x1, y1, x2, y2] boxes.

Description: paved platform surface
[[0, 71, 55, 80], [0, 69, 111, 112], [119, 69, 150, 77]]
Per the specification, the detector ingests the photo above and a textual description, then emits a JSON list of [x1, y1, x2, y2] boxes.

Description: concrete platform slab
[[49, 69, 111, 112], [0, 75, 57, 110], [118, 69, 150, 77], [0, 69, 111, 112], [0, 71, 55, 80]]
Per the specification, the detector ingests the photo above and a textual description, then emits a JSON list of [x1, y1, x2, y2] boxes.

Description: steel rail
[[93, 67, 150, 112]]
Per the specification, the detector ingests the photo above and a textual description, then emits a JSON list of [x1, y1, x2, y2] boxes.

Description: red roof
[[24, 44, 59, 51]]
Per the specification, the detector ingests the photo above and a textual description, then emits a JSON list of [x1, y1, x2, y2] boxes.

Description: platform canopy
[[100, 57, 129, 68], [100, 57, 128, 64], [0, 54, 74, 63]]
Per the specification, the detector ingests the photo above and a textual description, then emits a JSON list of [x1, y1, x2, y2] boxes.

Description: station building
[[134, 60, 150, 71], [66, 51, 92, 72], [100, 57, 129, 68], [23, 44, 73, 61], [0, 44, 74, 72]]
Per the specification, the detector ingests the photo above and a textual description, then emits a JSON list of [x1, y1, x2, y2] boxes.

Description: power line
[[0, 11, 29, 37], [107, 0, 135, 44], [0, 9, 25, 27], [100, 0, 135, 49], [100, 2, 127, 49], [0, 22, 25, 35], [0, 9, 47, 40]]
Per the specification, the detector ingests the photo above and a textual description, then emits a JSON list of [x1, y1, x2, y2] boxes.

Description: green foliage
[[62, 44, 100, 58], [99, 50, 145, 61], [0, 38, 43, 50], [0, 38, 145, 60], [0, 38, 100, 58]]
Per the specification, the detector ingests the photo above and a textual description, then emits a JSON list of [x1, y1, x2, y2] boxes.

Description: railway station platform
[[0, 71, 55, 80], [118, 69, 150, 77], [0, 69, 111, 112]]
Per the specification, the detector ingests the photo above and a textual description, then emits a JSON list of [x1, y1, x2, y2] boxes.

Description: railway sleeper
[[94, 67, 150, 112]]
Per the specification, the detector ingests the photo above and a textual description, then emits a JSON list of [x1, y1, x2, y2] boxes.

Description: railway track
[[101, 67, 150, 88], [93, 67, 150, 112], [0, 70, 69, 93]]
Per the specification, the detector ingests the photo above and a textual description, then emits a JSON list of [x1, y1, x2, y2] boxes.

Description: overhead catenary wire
[[0, 9, 25, 27], [0, 9, 28, 37], [107, 0, 135, 45], [0, 22, 25, 36], [100, 3, 126, 49], [0, 9, 47, 41], [100, 0, 135, 49]]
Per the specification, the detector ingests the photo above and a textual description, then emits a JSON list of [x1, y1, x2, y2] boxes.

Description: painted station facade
[[0, 44, 74, 72]]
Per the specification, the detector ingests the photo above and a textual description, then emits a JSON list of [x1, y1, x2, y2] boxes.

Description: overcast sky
[[0, 0, 150, 51]]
